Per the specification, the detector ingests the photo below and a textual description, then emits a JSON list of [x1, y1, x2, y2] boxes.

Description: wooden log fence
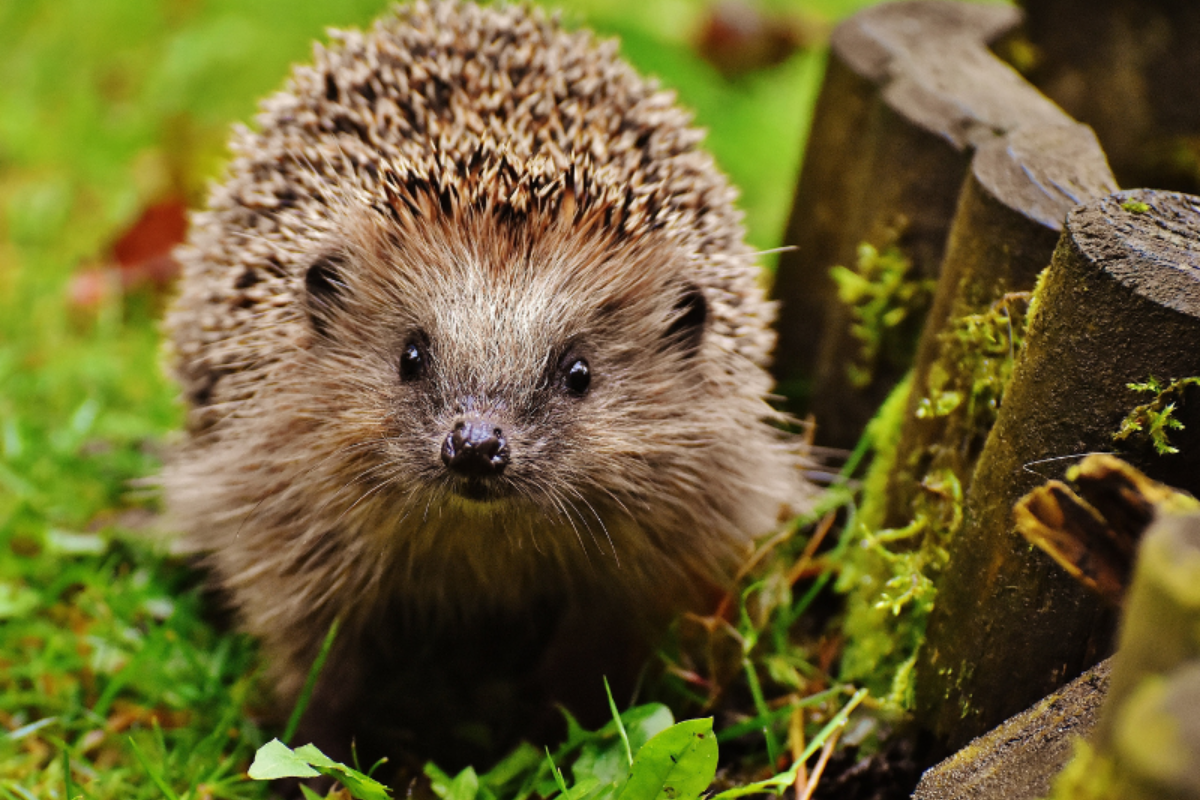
[[768, 0, 1200, 794]]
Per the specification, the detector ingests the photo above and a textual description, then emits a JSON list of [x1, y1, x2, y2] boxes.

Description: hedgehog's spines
[[165, 0, 807, 726]]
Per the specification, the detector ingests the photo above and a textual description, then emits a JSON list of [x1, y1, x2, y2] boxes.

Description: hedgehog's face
[[300, 211, 720, 528]]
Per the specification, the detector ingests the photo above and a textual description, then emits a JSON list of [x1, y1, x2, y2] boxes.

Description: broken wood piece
[[1015, 480, 1133, 606], [1014, 455, 1198, 606]]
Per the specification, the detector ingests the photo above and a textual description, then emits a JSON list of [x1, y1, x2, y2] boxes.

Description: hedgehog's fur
[[165, 0, 807, 756]]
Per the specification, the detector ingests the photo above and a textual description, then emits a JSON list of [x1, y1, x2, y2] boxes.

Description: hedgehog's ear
[[304, 253, 348, 337], [664, 283, 707, 357]]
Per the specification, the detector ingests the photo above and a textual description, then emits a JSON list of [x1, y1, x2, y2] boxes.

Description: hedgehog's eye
[[399, 340, 426, 381], [562, 358, 591, 396], [665, 284, 708, 357]]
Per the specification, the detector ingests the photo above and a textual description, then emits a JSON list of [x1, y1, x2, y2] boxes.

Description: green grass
[[0, 0, 926, 796]]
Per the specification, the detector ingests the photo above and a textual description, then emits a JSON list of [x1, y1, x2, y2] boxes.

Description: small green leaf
[[426, 763, 455, 798], [318, 761, 391, 800], [560, 705, 590, 748], [572, 741, 629, 794], [300, 785, 325, 800], [294, 743, 340, 769], [619, 705, 675, 753], [445, 767, 480, 800], [480, 742, 541, 792], [880, 306, 907, 328], [616, 718, 717, 800], [248, 739, 391, 800], [547, 747, 571, 796], [566, 776, 603, 800], [248, 739, 320, 780], [574, 704, 675, 791], [1114, 376, 1200, 456], [915, 390, 962, 419]]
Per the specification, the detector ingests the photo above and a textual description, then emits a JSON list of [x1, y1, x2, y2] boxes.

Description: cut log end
[[1071, 191, 1200, 317]]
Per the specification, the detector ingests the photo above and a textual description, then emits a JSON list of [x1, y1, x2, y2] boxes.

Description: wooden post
[[1054, 512, 1200, 800], [1100, 662, 1200, 800], [770, 1, 1074, 448], [1095, 512, 1200, 749], [1014, 0, 1200, 194], [881, 123, 1116, 530], [912, 660, 1111, 800], [916, 190, 1200, 752], [912, 504, 1200, 800]]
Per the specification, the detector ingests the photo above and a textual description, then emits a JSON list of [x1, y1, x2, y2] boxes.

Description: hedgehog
[[164, 0, 809, 762]]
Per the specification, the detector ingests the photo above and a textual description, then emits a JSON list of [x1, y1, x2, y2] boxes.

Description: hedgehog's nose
[[442, 421, 509, 478]]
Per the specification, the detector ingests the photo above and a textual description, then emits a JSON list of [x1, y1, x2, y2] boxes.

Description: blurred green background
[[0, 0, 886, 266]]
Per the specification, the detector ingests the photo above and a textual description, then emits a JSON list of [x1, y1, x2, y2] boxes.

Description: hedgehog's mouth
[[449, 477, 509, 503]]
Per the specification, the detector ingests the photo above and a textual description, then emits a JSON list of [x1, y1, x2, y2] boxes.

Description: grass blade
[[741, 658, 779, 768], [603, 676, 633, 767], [711, 688, 869, 799], [62, 751, 74, 800], [798, 688, 868, 763], [284, 618, 340, 744], [127, 736, 181, 800], [545, 747, 569, 796]]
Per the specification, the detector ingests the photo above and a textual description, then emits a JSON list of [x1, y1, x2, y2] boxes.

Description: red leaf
[[111, 197, 188, 274]]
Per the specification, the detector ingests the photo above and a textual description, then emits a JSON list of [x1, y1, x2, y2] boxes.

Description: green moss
[[836, 290, 1034, 705], [835, 374, 939, 703], [1043, 740, 1117, 800], [1169, 137, 1200, 190], [1121, 199, 1151, 214], [830, 242, 936, 389], [856, 373, 914, 531], [1023, 262, 1051, 334], [943, 291, 1033, 435], [1114, 375, 1200, 456], [998, 34, 1040, 76], [836, 465, 957, 705]]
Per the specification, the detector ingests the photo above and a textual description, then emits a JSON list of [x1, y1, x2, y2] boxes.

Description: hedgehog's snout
[[441, 419, 510, 479]]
